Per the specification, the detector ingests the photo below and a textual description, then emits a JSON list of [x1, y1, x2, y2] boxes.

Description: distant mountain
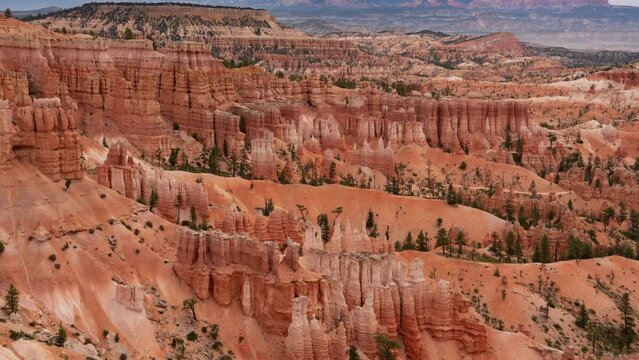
[[466, 0, 609, 9], [12, 7, 62, 18], [259, 0, 610, 9]]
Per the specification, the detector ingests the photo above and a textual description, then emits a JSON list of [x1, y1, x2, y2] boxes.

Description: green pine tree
[[402, 232, 414, 250], [375, 334, 401, 360], [575, 303, 589, 328], [5, 284, 19, 314], [416, 230, 429, 252], [620, 292, 637, 353]]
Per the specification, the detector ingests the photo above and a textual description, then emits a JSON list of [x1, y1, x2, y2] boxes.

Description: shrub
[[53, 324, 67, 347], [186, 331, 198, 341], [48, 254, 57, 262], [123, 28, 134, 40], [333, 77, 357, 89]]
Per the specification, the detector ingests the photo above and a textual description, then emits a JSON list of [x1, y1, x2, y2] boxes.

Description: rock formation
[[174, 216, 488, 360], [97, 143, 209, 222]]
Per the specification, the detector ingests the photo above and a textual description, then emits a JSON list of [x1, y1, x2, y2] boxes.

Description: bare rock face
[[347, 138, 395, 176], [174, 210, 489, 360], [448, 32, 526, 56], [115, 284, 145, 312], [285, 296, 314, 360], [12, 98, 82, 181], [590, 69, 639, 89], [0, 100, 16, 168], [251, 137, 278, 181]]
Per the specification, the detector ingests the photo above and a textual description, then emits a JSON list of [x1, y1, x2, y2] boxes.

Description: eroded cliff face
[[0, 69, 82, 180], [0, 15, 550, 185], [173, 217, 489, 360], [97, 143, 209, 223]]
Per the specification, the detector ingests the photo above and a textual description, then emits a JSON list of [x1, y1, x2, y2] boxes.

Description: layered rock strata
[[97, 143, 209, 222], [174, 218, 488, 360]]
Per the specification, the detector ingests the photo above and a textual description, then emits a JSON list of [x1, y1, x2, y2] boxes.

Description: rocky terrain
[[273, 3, 639, 51], [0, 2, 639, 360]]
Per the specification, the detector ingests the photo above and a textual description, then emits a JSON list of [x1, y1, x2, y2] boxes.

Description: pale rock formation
[[251, 137, 277, 181], [115, 284, 145, 312], [0, 100, 16, 168], [97, 144, 209, 222], [347, 138, 395, 176], [285, 296, 314, 360]]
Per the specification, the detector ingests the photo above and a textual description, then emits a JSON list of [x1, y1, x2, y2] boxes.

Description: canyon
[[0, 3, 638, 360]]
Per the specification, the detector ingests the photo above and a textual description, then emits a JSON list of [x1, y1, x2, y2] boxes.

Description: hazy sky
[[610, 0, 639, 4]]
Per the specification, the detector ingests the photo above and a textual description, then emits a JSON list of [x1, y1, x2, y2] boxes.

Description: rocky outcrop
[[175, 213, 488, 360], [11, 98, 82, 181], [251, 137, 278, 181], [447, 32, 526, 56], [115, 284, 145, 312], [97, 143, 209, 222], [0, 100, 16, 168], [347, 138, 395, 175], [591, 69, 639, 88]]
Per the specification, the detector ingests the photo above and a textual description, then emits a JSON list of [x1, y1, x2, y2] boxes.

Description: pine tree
[[620, 292, 637, 353], [539, 235, 552, 263], [317, 214, 330, 243], [575, 303, 589, 328], [529, 180, 538, 199], [505, 231, 516, 261], [416, 230, 429, 252], [190, 206, 197, 226], [348, 346, 361, 360], [602, 207, 615, 229], [567, 236, 582, 260], [375, 334, 401, 360], [436, 228, 448, 255], [446, 184, 458, 205], [149, 189, 159, 212], [183, 298, 198, 321], [5, 284, 19, 314], [402, 232, 414, 250], [209, 146, 222, 175], [365, 209, 379, 237], [533, 243, 542, 263], [455, 232, 466, 256], [490, 232, 502, 262], [54, 323, 67, 347], [124, 28, 134, 40]]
